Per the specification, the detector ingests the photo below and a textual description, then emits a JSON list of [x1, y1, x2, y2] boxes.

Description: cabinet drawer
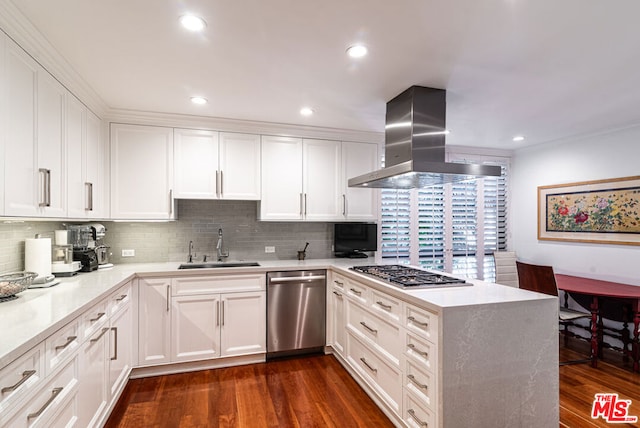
[[405, 304, 438, 343], [0, 343, 45, 415], [45, 319, 80, 376], [347, 300, 401, 366], [345, 279, 368, 305], [80, 299, 109, 341], [109, 281, 132, 316], [346, 332, 401, 414], [370, 289, 401, 323], [331, 272, 347, 290], [1, 354, 79, 428], [172, 274, 265, 295], [403, 390, 436, 428], [405, 333, 437, 374], [405, 358, 436, 410]]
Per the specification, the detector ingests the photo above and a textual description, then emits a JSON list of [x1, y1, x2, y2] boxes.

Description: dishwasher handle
[[268, 275, 326, 283]]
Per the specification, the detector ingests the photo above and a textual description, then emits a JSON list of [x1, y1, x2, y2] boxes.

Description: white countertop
[[0, 258, 553, 368]]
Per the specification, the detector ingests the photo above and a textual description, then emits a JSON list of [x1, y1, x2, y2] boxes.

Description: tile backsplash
[[0, 200, 335, 272]]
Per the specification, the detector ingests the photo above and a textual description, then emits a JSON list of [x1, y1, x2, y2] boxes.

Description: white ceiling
[[11, 0, 640, 149]]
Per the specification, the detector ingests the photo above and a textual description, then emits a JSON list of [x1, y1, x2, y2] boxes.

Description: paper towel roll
[[25, 237, 52, 281], [55, 230, 68, 245]]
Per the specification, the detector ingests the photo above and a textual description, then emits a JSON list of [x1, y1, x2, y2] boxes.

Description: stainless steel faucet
[[216, 228, 229, 261], [188, 240, 195, 263]]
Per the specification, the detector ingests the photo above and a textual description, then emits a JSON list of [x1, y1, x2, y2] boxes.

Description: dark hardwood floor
[[106, 346, 640, 428]]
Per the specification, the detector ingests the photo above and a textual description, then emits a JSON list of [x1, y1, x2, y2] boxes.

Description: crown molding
[[105, 108, 384, 144], [0, 0, 108, 117]]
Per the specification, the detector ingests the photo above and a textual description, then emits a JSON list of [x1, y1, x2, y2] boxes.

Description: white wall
[[511, 125, 640, 285]]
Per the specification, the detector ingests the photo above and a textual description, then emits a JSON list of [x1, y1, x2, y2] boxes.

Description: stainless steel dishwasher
[[267, 270, 326, 359]]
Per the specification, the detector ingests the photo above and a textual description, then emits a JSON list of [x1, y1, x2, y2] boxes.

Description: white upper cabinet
[[0, 33, 5, 215], [218, 132, 261, 200], [341, 141, 379, 220], [303, 139, 342, 221], [260, 135, 304, 220], [85, 110, 104, 217], [110, 123, 174, 220], [173, 130, 260, 200]]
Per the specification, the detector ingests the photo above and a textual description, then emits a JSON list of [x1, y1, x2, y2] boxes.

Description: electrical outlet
[[265, 246, 275, 253], [122, 249, 135, 257]]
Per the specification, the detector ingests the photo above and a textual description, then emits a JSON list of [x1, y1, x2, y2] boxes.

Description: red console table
[[556, 274, 640, 371]]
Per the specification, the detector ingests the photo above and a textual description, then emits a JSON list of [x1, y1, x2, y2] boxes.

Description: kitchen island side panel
[[440, 298, 558, 427]]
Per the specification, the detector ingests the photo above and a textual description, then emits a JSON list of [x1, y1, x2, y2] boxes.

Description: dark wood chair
[[516, 261, 592, 365]]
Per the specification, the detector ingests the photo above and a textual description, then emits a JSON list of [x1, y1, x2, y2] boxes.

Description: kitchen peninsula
[[0, 260, 558, 427]]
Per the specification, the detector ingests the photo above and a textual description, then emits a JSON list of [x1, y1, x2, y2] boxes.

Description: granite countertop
[[0, 258, 553, 368]]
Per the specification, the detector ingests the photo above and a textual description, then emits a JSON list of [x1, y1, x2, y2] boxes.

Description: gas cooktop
[[350, 265, 470, 289]]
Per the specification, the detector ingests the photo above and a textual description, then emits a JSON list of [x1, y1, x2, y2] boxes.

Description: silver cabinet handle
[[90, 312, 106, 322], [216, 301, 220, 326], [359, 357, 377, 373], [111, 327, 118, 361], [299, 193, 304, 216], [216, 170, 221, 198], [27, 387, 63, 420], [408, 343, 429, 359], [332, 291, 342, 297], [304, 193, 307, 215], [116, 294, 127, 302], [376, 301, 392, 311], [407, 374, 429, 391], [221, 301, 225, 326], [269, 275, 326, 283], [350, 288, 362, 296], [407, 409, 428, 427], [334, 280, 343, 286], [1, 370, 36, 394], [220, 170, 224, 197], [408, 316, 429, 328], [90, 327, 109, 343], [168, 189, 173, 215], [166, 285, 170, 312], [54, 336, 77, 351], [38, 168, 51, 207], [85, 182, 93, 211], [342, 194, 346, 216], [360, 321, 377, 334]]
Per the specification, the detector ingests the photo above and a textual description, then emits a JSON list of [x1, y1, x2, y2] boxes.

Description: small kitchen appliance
[[87, 223, 113, 268], [67, 225, 99, 272], [351, 265, 471, 289]]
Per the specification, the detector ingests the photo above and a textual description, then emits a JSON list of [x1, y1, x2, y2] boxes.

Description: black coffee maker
[[67, 225, 99, 272]]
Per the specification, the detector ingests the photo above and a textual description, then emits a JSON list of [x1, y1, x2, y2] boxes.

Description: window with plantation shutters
[[379, 156, 509, 281]]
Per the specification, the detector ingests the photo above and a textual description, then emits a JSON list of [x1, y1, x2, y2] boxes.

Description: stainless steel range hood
[[348, 86, 501, 188]]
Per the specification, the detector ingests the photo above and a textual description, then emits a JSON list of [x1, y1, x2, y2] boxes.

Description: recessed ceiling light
[[346, 44, 368, 58], [300, 107, 314, 116], [190, 96, 208, 105], [180, 15, 207, 32], [512, 135, 525, 142]]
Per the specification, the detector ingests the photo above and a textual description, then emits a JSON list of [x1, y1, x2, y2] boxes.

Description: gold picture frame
[[537, 175, 640, 245]]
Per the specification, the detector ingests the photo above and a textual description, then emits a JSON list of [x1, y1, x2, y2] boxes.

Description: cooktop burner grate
[[350, 265, 468, 288]]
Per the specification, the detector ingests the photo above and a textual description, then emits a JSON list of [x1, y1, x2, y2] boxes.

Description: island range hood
[[348, 86, 501, 188]]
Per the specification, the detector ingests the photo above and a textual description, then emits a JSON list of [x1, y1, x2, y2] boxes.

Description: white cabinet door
[[85, 110, 104, 218], [4, 38, 38, 216], [260, 135, 303, 220], [173, 128, 219, 199], [219, 132, 261, 200], [220, 291, 266, 357], [342, 141, 378, 220], [138, 278, 171, 366], [110, 123, 174, 219], [171, 294, 220, 362], [108, 301, 132, 399], [36, 70, 66, 218], [0, 33, 5, 214], [303, 139, 342, 221], [329, 286, 346, 357], [78, 326, 109, 428], [66, 94, 86, 218]]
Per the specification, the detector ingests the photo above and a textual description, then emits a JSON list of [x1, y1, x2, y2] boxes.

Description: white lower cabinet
[[138, 274, 266, 366], [328, 277, 346, 357], [77, 324, 109, 428], [108, 283, 133, 399]]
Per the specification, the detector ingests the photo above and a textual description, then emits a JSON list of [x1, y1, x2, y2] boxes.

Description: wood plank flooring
[[106, 348, 640, 428]]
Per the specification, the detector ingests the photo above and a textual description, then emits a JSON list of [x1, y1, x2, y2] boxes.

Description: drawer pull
[[27, 387, 63, 420], [407, 374, 429, 391], [359, 357, 377, 373], [360, 321, 378, 334], [90, 312, 106, 322], [408, 316, 429, 329], [408, 343, 429, 359], [115, 294, 127, 302], [334, 280, 344, 286], [350, 288, 362, 296], [54, 336, 77, 351], [407, 409, 428, 427], [90, 328, 109, 343], [376, 301, 392, 311], [111, 327, 118, 361], [332, 291, 343, 297], [1, 370, 36, 394]]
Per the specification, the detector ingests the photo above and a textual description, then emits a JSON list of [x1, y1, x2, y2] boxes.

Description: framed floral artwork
[[538, 176, 640, 245]]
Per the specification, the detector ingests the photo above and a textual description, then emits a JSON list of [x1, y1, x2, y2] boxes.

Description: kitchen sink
[[178, 262, 260, 269]]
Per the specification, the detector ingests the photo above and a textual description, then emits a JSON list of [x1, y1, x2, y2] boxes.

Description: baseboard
[[130, 354, 266, 379]]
